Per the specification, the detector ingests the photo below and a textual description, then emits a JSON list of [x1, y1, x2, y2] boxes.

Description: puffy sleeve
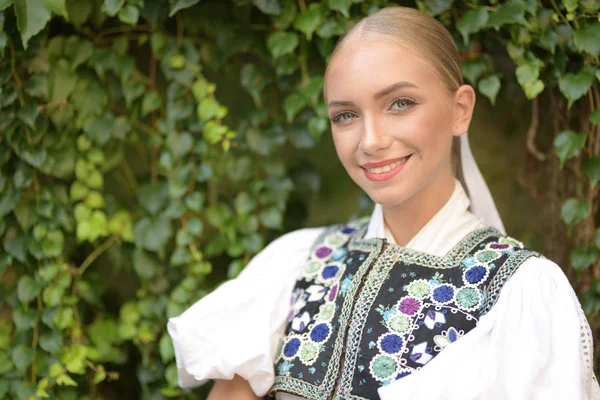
[[378, 257, 600, 400], [167, 227, 325, 397]]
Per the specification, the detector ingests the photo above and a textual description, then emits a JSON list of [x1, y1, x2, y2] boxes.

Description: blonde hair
[[326, 6, 466, 183], [328, 7, 463, 92]]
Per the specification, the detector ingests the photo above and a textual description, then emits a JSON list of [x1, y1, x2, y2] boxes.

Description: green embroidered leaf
[[582, 157, 600, 186], [478, 75, 501, 105], [558, 67, 595, 108], [573, 22, 600, 59], [457, 8, 488, 44], [561, 198, 590, 229], [267, 31, 299, 58], [570, 247, 598, 273], [294, 3, 323, 40], [554, 130, 586, 168], [487, 2, 526, 29]]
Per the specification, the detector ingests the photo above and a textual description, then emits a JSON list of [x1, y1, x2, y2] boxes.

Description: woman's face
[[324, 39, 467, 208]]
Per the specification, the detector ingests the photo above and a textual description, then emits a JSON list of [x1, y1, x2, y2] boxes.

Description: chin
[[360, 183, 417, 208]]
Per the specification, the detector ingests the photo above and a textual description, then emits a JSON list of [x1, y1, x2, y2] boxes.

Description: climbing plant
[[0, 0, 598, 398]]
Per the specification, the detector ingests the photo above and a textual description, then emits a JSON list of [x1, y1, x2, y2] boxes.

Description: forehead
[[324, 39, 444, 98]]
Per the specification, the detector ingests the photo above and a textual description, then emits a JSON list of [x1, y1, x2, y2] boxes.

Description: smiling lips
[[361, 155, 412, 182]]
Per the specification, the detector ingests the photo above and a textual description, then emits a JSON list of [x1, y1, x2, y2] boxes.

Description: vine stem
[[526, 97, 546, 161], [548, 0, 572, 28], [9, 39, 24, 107], [298, 0, 307, 12], [30, 293, 42, 383], [78, 236, 119, 276]]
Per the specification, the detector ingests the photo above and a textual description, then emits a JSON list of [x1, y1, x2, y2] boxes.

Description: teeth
[[366, 157, 409, 174]]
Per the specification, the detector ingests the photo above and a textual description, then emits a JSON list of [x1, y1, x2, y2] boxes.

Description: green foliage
[[1, 0, 599, 397]]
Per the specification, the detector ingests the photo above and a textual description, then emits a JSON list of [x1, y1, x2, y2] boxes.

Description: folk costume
[[168, 134, 600, 399]]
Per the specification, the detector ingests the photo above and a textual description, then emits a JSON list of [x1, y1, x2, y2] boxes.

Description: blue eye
[[390, 98, 416, 111], [331, 111, 357, 124]]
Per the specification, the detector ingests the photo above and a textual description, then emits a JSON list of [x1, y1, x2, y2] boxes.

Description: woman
[[168, 7, 600, 400]]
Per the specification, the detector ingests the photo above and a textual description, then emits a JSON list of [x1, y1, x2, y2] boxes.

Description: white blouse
[[167, 182, 600, 399]]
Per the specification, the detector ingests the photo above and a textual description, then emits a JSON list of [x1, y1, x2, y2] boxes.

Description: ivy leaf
[[515, 62, 538, 86], [582, 157, 600, 186], [563, 0, 578, 12], [561, 198, 590, 229], [570, 247, 598, 273], [327, 0, 352, 18], [259, 207, 282, 229], [294, 3, 323, 40], [15, 0, 52, 49], [133, 247, 161, 280], [267, 31, 299, 58], [141, 92, 162, 117], [134, 216, 172, 252], [45, 0, 68, 19], [457, 8, 488, 44], [138, 182, 168, 215], [537, 31, 557, 54], [487, 2, 525, 29], [3, 226, 27, 263], [159, 333, 175, 363], [559, 67, 595, 109], [240, 64, 273, 106], [461, 58, 487, 84], [283, 93, 306, 122], [17, 276, 41, 303], [197, 97, 219, 122], [573, 22, 600, 59], [168, 0, 201, 17], [11, 345, 34, 374], [523, 79, 544, 99], [252, 0, 281, 15], [478, 75, 501, 105], [118, 5, 139, 25], [103, 0, 124, 16], [554, 130, 586, 168], [423, 0, 453, 17]]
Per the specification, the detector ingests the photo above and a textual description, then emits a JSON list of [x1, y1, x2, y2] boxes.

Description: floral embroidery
[[317, 302, 335, 322], [433, 327, 463, 350], [455, 287, 481, 311], [407, 279, 431, 299], [299, 341, 319, 365], [388, 314, 411, 333], [432, 284, 455, 303], [398, 297, 421, 315], [377, 333, 404, 355], [370, 355, 398, 381], [464, 265, 487, 284]]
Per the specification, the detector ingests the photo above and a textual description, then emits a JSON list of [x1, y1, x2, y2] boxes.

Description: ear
[[452, 85, 476, 136]]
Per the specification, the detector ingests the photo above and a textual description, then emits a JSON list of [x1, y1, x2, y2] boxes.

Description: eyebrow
[[327, 81, 419, 108]]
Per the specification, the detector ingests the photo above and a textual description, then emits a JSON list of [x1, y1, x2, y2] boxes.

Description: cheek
[[331, 130, 358, 166]]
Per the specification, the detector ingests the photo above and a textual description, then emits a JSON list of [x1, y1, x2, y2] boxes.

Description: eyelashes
[[330, 97, 418, 125]]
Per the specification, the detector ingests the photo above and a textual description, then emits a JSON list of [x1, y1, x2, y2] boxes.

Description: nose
[[358, 115, 393, 155]]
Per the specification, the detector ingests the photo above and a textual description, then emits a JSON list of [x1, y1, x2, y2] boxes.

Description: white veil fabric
[[459, 132, 506, 235]]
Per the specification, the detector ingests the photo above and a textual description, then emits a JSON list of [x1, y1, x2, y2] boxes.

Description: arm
[[207, 375, 262, 400]]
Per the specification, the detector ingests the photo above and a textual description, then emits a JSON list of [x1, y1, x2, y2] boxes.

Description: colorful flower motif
[[461, 257, 478, 269], [327, 234, 347, 247], [434, 327, 462, 349], [328, 284, 338, 302], [424, 310, 446, 330], [315, 246, 332, 259], [370, 355, 398, 381], [291, 311, 311, 332], [341, 226, 355, 234], [283, 338, 301, 357], [299, 342, 319, 365], [407, 279, 431, 299], [310, 323, 331, 342], [388, 315, 411, 334], [410, 341, 433, 365], [322, 265, 339, 279], [317, 302, 335, 322], [303, 261, 322, 275], [489, 243, 510, 250], [278, 360, 293, 375], [432, 284, 454, 303], [305, 285, 327, 302], [340, 276, 352, 294], [378, 333, 403, 354], [398, 297, 421, 316], [464, 265, 487, 284], [499, 236, 523, 248], [456, 287, 480, 310], [475, 249, 500, 263], [331, 247, 347, 261]]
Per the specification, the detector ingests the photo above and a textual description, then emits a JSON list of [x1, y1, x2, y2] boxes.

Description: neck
[[382, 170, 456, 246]]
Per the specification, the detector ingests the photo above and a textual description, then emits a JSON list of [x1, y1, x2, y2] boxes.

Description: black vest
[[270, 219, 539, 400]]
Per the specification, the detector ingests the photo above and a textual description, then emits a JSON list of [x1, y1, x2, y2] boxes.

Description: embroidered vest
[[270, 219, 539, 400]]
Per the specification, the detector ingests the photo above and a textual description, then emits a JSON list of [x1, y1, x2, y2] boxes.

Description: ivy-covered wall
[[0, 0, 598, 398]]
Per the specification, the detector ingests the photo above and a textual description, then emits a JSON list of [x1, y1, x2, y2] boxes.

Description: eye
[[390, 98, 417, 112], [331, 111, 357, 124]]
